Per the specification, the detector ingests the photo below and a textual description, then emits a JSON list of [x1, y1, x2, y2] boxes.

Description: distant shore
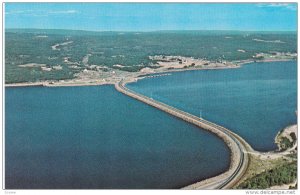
[[236, 58, 296, 66], [5, 58, 296, 88], [5, 64, 239, 88]]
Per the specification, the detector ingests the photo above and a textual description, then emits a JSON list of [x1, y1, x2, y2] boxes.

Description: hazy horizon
[[5, 28, 297, 33]]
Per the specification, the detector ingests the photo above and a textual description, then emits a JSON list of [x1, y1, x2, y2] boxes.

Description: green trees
[[237, 162, 297, 189], [290, 132, 297, 143], [280, 137, 294, 150]]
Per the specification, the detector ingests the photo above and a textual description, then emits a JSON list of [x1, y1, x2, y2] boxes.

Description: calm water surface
[[6, 85, 230, 189], [128, 61, 297, 151]]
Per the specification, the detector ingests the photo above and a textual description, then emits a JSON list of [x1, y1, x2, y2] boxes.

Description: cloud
[[5, 10, 33, 15], [256, 3, 297, 11], [5, 9, 79, 16], [48, 10, 78, 14]]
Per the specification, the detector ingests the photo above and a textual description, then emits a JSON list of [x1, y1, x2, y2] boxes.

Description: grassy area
[[237, 161, 297, 189]]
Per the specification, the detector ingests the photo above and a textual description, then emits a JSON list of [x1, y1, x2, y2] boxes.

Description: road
[[115, 79, 251, 189]]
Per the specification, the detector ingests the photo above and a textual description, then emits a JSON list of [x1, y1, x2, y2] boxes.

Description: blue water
[[128, 61, 297, 151], [5, 85, 230, 189]]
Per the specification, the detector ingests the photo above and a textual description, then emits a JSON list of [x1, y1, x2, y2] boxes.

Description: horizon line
[[5, 27, 298, 33]]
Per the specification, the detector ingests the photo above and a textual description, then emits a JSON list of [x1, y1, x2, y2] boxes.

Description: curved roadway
[[115, 79, 251, 189]]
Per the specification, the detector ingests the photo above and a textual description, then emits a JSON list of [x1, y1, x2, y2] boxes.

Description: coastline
[[5, 80, 116, 88], [234, 124, 297, 188], [274, 124, 297, 152], [234, 58, 295, 66], [5, 58, 296, 88]]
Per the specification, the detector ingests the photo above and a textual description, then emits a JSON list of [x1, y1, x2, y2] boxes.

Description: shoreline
[[274, 124, 297, 153], [4, 65, 239, 88], [234, 124, 297, 188], [234, 58, 295, 66], [5, 58, 296, 88]]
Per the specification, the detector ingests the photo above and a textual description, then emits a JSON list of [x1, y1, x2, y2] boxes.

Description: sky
[[4, 3, 298, 31]]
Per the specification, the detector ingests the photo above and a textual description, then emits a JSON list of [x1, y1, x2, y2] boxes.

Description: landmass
[[5, 52, 296, 88], [5, 29, 297, 84]]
